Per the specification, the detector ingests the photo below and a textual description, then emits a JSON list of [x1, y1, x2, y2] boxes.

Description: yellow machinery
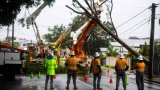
[[50, 27, 71, 65]]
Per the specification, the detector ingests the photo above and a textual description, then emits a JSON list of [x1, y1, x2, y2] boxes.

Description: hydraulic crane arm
[[26, 1, 49, 45], [55, 28, 71, 48], [26, 1, 49, 26], [73, 19, 97, 58], [50, 27, 71, 49]]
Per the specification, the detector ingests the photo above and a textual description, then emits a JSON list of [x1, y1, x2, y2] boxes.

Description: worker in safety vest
[[90, 52, 102, 90], [115, 53, 129, 90], [44, 52, 57, 89], [134, 55, 145, 90], [65, 51, 80, 90]]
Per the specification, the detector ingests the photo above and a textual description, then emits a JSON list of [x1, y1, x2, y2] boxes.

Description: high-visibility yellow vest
[[45, 58, 57, 75]]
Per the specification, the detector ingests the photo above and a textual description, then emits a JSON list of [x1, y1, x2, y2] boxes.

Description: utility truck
[[0, 42, 25, 78]]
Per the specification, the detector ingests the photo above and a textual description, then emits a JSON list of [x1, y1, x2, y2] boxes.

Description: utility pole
[[7, 25, 9, 42], [11, 20, 14, 52], [148, 3, 157, 79]]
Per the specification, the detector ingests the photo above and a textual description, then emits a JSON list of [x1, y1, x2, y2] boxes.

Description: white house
[[110, 38, 150, 54]]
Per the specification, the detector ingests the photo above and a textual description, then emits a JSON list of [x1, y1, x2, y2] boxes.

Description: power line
[[119, 18, 149, 36], [116, 7, 150, 28], [2, 28, 35, 37], [120, 19, 151, 37]]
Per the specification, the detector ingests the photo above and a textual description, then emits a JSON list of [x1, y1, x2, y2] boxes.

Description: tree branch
[[84, 0, 97, 17], [99, 0, 108, 7], [66, 5, 86, 15], [75, 0, 92, 17]]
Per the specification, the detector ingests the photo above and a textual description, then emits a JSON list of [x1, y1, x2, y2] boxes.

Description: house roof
[[111, 39, 150, 47]]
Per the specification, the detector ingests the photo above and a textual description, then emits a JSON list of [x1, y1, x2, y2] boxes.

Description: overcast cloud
[[0, 0, 159, 42]]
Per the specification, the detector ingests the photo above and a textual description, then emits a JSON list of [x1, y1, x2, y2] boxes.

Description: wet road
[[0, 74, 160, 90]]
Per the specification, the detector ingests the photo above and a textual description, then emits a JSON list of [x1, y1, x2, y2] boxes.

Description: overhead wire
[[116, 7, 149, 29], [119, 18, 149, 36], [4, 28, 36, 37], [120, 19, 151, 37]]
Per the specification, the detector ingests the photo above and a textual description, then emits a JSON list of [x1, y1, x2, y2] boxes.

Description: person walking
[[115, 53, 129, 90], [45, 52, 58, 89], [90, 52, 102, 90], [65, 52, 79, 90], [135, 55, 145, 90]]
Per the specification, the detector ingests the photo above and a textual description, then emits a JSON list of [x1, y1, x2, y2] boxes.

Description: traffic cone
[[126, 75, 129, 85], [37, 72, 41, 79], [53, 74, 56, 79], [30, 72, 34, 79], [109, 76, 113, 84], [83, 75, 88, 82], [107, 69, 109, 73]]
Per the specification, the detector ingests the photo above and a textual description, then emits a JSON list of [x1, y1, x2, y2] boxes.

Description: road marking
[[77, 79, 93, 88], [59, 74, 93, 89]]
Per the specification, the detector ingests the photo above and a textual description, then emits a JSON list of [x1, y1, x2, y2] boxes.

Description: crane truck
[[26, 1, 50, 60], [70, 1, 102, 64], [0, 42, 26, 78], [49, 27, 71, 65]]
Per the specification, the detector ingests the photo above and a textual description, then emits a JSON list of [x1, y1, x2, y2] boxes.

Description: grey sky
[[0, 0, 160, 42]]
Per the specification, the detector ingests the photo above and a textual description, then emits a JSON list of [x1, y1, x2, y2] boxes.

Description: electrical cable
[[120, 19, 151, 37], [119, 18, 149, 36], [4, 28, 36, 37], [116, 7, 149, 29]]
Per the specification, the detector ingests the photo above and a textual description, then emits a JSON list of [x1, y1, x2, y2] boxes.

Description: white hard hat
[[94, 52, 100, 57], [119, 53, 124, 58], [70, 52, 75, 56], [138, 55, 143, 60]]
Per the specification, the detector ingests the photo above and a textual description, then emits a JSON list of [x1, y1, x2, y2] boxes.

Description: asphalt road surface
[[0, 74, 160, 90]]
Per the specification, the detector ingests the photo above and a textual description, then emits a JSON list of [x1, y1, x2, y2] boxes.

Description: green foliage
[[5, 36, 16, 42], [105, 65, 114, 68], [0, 0, 55, 26], [154, 41, 160, 55], [43, 25, 66, 42], [77, 67, 89, 75], [55, 65, 67, 74], [24, 60, 45, 74], [139, 41, 149, 57], [107, 43, 119, 57], [71, 15, 89, 31]]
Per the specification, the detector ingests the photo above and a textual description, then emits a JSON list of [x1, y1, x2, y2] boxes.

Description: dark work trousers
[[93, 73, 101, 88], [45, 75, 54, 87], [67, 70, 77, 86], [116, 74, 126, 88], [136, 72, 144, 90]]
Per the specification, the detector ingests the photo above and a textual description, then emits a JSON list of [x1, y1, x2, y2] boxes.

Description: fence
[[105, 56, 131, 71]]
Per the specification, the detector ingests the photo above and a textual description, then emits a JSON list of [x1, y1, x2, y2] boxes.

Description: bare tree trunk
[[67, 0, 149, 63]]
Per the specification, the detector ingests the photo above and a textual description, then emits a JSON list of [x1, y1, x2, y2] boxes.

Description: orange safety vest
[[66, 56, 78, 71], [91, 58, 101, 74], [115, 58, 128, 70], [135, 61, 145, 72]]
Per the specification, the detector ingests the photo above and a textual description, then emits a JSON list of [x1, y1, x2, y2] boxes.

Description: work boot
[[65, 87, 69, 90], [45, 83, 47, 90], [45, 86, 47, 90], [93, 86, 96, 90], [65, 83, 69, 90], [50, 85, 55, 89], [97, 85, 102, 90], [115, 87, 118, 90], [74, 84, 78, 90], [97, 87, 102, 90]]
